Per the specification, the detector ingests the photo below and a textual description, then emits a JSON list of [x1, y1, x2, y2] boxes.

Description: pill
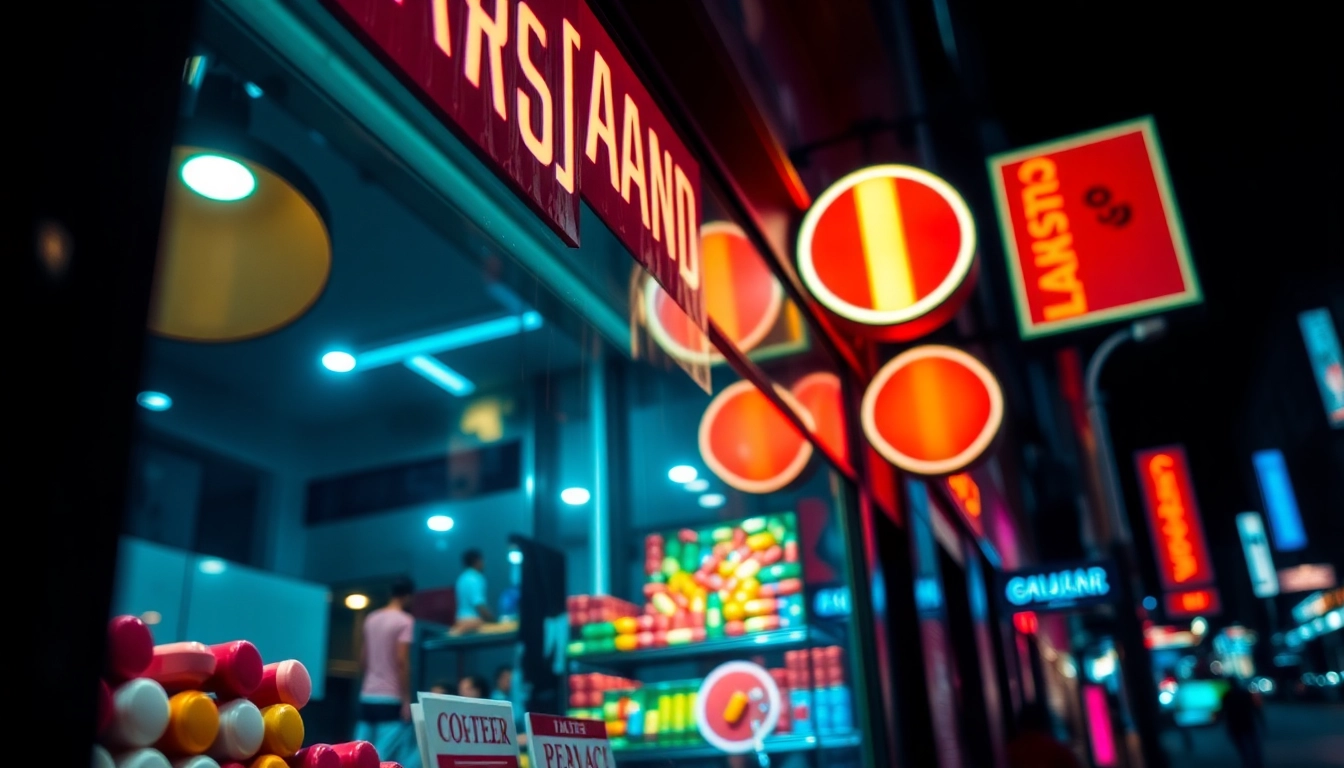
[[746, 532, 776, 551], [678, 529, 698, 543], [741, 517, 767, 534], [724, 621, 745, 637], [651, 592, 677, 617], [722, 692, 749, 726]]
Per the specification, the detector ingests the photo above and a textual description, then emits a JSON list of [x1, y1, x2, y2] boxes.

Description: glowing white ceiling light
[[508, 549, 524, 565], [668, 465, 698, 484], [181, 154, 256, 202], [137, 391, 173, 411], [198, 558, 227, 575], [561, 488, 591, 505], [427, 515, 454, 532], [321, 350, 357, 372], [684, 479, 709, 492], [698, 493, 726, 509], [344, 594, 369, 610]]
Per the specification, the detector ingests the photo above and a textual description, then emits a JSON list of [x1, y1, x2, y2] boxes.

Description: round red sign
[[700, 380, 814, 494], [797, 165, 977, 340], [861, 345, 1003, 475], [694, 661, 782, 754], [790, 372, 848, 464], [646, 221, 784, 364]]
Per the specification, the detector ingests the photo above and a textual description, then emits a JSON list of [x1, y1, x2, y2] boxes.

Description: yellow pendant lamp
[[149, 70, 331, 343]]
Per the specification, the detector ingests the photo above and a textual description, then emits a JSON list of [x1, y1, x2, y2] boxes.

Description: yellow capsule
[[722, 691, 749, 726], [746, 531, 776, 552], [734, 559, 761, 581]]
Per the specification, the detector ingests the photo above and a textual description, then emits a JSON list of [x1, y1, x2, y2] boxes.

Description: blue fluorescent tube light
[[1252, 449, 1307, 551], [357, 312, 542, 370], [405, 355, 476, 396]]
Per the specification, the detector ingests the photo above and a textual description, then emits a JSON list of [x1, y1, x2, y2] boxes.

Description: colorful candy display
[[567, 515, 806, 656], [96, 615, 376, 768]]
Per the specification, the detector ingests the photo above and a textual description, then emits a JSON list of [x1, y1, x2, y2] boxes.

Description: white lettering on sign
[[1006, 567, 1111, 607]]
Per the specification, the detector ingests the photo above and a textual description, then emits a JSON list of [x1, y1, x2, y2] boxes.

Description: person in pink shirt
[[354, 578, 418, 766]]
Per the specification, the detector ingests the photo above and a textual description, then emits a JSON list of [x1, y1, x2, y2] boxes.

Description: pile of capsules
[[95, 615, 400, 768]]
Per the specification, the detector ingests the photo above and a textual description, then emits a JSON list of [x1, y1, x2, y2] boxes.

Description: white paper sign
[[524, 714, 616, 768], [415, 693, 520, 768]]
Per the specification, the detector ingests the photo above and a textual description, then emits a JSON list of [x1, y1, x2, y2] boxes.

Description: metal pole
[[1083, 318, 1169, 768]]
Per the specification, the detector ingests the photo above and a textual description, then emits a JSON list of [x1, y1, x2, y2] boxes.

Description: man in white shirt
[[454, 549, 494, 631]]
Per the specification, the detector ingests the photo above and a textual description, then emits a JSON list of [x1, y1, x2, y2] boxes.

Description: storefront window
[[103, 4, 873, 767]]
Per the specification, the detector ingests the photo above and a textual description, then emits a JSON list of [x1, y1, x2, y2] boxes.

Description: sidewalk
[[1159, 701, 1344, 767]]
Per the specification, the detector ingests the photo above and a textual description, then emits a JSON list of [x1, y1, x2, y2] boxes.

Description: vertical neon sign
[[1084, 684, 1117, 766], [1298, 308, 1344, 429], [1252, 449, 1307, 551]]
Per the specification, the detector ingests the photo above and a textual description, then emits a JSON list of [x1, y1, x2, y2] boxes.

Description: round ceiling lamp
[[645, 221, 784, 364], [699, 380, 815, 494], [149, 67, 332, 345]]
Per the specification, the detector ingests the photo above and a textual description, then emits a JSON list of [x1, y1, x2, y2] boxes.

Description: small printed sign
[[416, 693, 520, 768], [524, 714, 615, 768]]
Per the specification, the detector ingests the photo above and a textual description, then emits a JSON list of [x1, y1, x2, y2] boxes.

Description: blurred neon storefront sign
[[1134, 445, 1215, 590], [1001, 561, 1116, 612], [1298, 308, 1344, 429], [1252, 449, 1307, 551], [1235, 512, 1279, 598]]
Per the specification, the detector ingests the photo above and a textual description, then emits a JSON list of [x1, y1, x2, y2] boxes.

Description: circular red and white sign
[[694, 661, 781, 754], [700, 380, 815, 494], [646, 221, 784, 364], [790, 372, 848, 464], [798, 165, 977, 340], [862, 345, 1004, 475]]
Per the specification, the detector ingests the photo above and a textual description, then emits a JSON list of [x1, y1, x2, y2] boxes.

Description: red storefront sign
[[323, 0, 705, 328], [1135, 445, 1215, 591], [862, 346, 1004, 476], [797, 165, 978, 340], [988, 117, 1201, 338], [1164, 588, 1222, 618], [699, 380, 814, 494]]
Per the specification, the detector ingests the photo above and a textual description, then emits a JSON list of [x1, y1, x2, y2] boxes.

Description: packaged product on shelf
[[785, 650, 814, 736], [810, 647, 832, 735], [769, 668, 792, 734]]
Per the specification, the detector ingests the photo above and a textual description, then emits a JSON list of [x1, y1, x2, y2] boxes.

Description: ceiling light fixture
[[427, 515, 455, 532], [684, 479, 709, 492], [508, 549, 524, 565], [181, 154, 257, 201], [321, 351, 357, 373], [198, 558, 227, 575], [561, 488, 591, 505], [137, 391, 173, 412], [405, 355, 476, 396], [698, 493, 726, 509], [344, 594, 370, 610], [356, 312, 543, 371], [668, 465, 698, 484]]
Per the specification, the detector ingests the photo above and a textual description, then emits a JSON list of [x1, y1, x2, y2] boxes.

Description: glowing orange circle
[[861, 345, 1003, 475], [646, 222, 784, 364], [797, 165, 976, 339], [700, 380, 815, 494], [790, 372, 848, 464]]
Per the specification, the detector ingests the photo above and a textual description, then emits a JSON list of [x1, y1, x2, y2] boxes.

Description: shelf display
[[97, 615, 391, 768], [568, 514, 806, 657]]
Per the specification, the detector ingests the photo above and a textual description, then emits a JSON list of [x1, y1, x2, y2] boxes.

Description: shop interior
[[107, 9, 868, 766]]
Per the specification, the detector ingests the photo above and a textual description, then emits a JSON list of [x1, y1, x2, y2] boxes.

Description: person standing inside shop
[[453, 549, 494, 631], [355, 578, 418, 766]]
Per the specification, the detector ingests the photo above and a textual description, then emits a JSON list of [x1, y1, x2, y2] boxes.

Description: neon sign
[[1135, 445, 1215, 590], [1164, 588, 1221, 618], [1251, 449, 1307, 551], [1001, 561, 1117, 613]]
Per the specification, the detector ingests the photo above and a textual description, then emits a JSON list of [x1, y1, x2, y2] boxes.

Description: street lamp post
[[1084, 317, 1169, 768]]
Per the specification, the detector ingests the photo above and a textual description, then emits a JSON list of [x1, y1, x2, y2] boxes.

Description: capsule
[[614, 617, 638, 635], [678, 528, 699, 544], [758, 545, 783, 566], [734, 559, 762, 581], [744, 598, 778, 616], [722, 691, 749, 726], [636, 631, 655, 649], [761, 578, 803, 597], [651, 592, 678, 617], [746, 532, 776, 552], [723, 601, 745, 622], [741, 517, 768, 534], [711, 526, 734, 543], [724, 620, 746, 637], [744, 615, 781, 633], [614, 634, 638, 652], [783, 541, 799, 563], [666, 628, 694, 645], [645, 534, 664, 550]]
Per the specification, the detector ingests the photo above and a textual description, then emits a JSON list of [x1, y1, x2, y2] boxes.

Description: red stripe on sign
[[436, 758, 519, 768], [894, 178, 964, 301], [808, 187, 875, 310], [528, 714, 609, 739]]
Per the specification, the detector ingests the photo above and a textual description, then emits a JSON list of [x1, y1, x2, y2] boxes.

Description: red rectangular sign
[[1134, 445, 1215, 591], [988, 117, 1201, 338], [1164, 588, 1221, 618], [321, 0, 705, 329]]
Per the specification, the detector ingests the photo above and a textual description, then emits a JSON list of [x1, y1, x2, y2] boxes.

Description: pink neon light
[[1084, 684, 1117, 766]]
